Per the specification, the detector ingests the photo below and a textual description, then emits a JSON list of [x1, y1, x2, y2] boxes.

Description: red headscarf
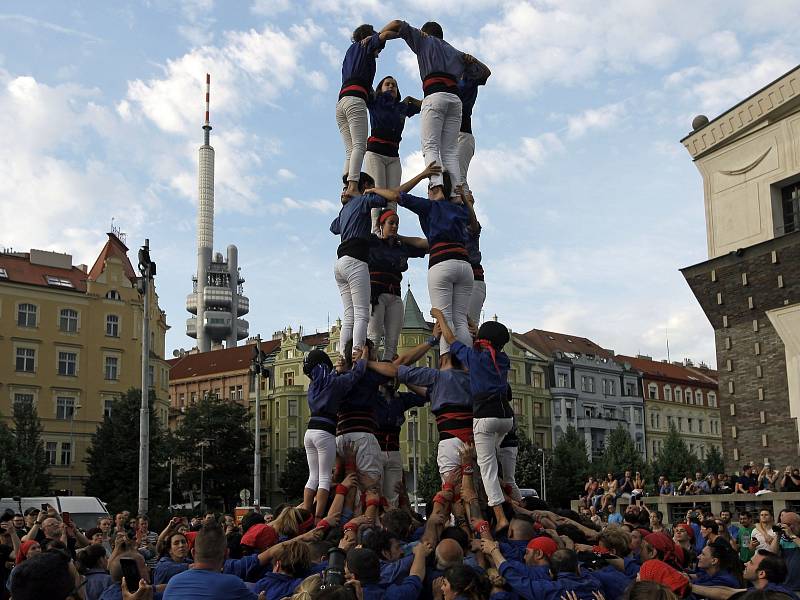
[[240, 523, 278, 552], [16, 540, 38, 565], [674, 523, 695, 542], [639, 559, 691, 597], [644, 532, 680, 568]]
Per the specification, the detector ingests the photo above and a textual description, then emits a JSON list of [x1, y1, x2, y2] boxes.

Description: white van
[[0, 496, 110, 531]]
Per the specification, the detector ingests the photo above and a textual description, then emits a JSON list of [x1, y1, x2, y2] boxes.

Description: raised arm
[[399, 162, 442, 194], [463, 191, 480, 232], [430, 309, 456, 345], [380, 20, 404, 34], [368, 360, 399, 377], [394, 325, 440, 366], [463, 54, 492, 81], [397, 235, 429, 250], [367, 187, 400, 204]]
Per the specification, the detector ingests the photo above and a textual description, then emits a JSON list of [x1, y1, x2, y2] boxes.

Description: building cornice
[[681, 65, 800, 160]]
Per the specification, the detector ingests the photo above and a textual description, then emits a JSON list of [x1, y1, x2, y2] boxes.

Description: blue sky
[[2, 1, 799, 366]]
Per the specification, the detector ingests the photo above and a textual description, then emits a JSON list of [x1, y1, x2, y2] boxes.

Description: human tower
[[301, 18, 518, 531]]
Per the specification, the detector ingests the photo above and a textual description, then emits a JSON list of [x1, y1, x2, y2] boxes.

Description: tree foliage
[[9, 403, 50, 495], [85, 389, 172, 514], [549, 426, 590, 507], [703, 445, 725, 476], [513, 431, 546, 493], [0, 418, 15, 493], [279, 447, 310, 502], [600, 425, 644, 476], [652, 423, 700, 482], [416, 450, 441, 505], [174, 393, 254, 512]]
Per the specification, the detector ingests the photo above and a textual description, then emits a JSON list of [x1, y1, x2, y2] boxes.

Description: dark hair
[[738, 510, 752, 519], [440, 526, 470, 551], [309, 541, 333, 563], [421, 21, 443, 39], [754, 550, 788, 583], [381, 509, 412, 539], [194, 522, 227, 563], [352, 24, 375, 43], [739, 591, 796, 600], [241, 511, 265, 533], [10, 552, 75, 600], [78, 544, 107, 571], [375, 76, 400, 100], [708, 541, 744, 586], [442, 171, 452, 199], [312, 585, 359, 600], [361, 529, 398, 560], [622, 581, 679, 600], [346, 548, 380, 584], [653, 510, 664, 522], [550, 549, 579, 575], [556, 523, 588, 545], [701, 519, 719, 534], [340, 172, 375, 194], [443, 565, 490, 600]]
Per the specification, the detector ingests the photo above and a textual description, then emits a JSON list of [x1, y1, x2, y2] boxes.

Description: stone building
[[616, 354, 722, 461], [519, 329, 645, 460], [0, 233, 171, 494], [680, 65, 800, 470]]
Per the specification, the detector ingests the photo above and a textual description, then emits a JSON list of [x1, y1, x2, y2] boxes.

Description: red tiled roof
[[88, 233, 137, 283], [520, 328, 613, 358], [615, 354, 718, 387], [168, 332, 331, 380], [0, 253, 87, 292]]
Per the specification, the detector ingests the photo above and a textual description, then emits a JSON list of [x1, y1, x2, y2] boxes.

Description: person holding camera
[[781, 466, 800, 492], [751, 508, 778, 553], [765, 511, 800, 592]]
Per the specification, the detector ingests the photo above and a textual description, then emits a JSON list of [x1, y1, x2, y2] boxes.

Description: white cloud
[[251, 0, 291, 15], [566, 103, 625, 139], [277, 168, 296, 180], [319, 41, 341, 70], [697, 31, 742, 63], [268, 196, 338, 215], [0, 13, 102, 43]]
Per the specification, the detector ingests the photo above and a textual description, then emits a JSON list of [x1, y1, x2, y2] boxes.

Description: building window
[[674, 388, 683, 403], [13, 393, 34, 411], [708, 392, 717, 408], [56, 397, 75, 420], [17, 303, 37, 327], [532, 372, 543, 388], [688, 417, 694, 432], [59, 308, 78, 332], [581, 376, 595, 393], [106, 290, 122, 301], [695, 390, 703, 405], [565, 401, 574, 419], [534, 402, 543, 417], [104, 356, 119, 380], [60, 442, 72, 465], [553, 399, 561, 417], [190, 392, 197, 403], [698, 419, 704, 433], [663, 386, 672, 401], [106, 315, 119, 337], [229, 386, 236, 401], [534, 432, 545, 447], [686, 388, 694, 405], [634, 408, 642, 424], [104, 399, 113, 418], [15, 347, 35, 372], [779, 181, 800, 235], [236, 385, 243, 400], [57, 351, 77, 376], [557, 373, 569, 388], [148, 365, 155, 388], [647, 384, 658, 400], [283, 371, 294, 387], [45, 442, 57, 465], [625, 381, 636, 396], [288, 399, 298, 416], [288, 430, 298, 448]]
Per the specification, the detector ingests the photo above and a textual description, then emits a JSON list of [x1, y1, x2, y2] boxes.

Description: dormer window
[[45, 275, 74, 288], [106, 290, 121, 301]]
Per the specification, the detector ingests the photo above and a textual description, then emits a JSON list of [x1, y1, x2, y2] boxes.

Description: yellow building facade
[[0, 233, 170, 495]]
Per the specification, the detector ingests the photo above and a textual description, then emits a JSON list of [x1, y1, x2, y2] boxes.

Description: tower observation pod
[[186, 74, 249, 351]]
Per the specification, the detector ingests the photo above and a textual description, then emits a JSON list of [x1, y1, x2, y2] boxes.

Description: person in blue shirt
[[456, 57, 491, 194], [253, 540, 310, 600], [152, 532, 192, 586], [439, 564, 492, 600], [301, 347, 367, 521], [366, 208, 428, 361], [463, 192, 485, 326], [432, 311, 513, 532], [330, 171, 385, 358], [346, 542, 432, 600], [337, 25, 396, 199], [694, 549, 799, 600], [495, 548, 603, 600], [364, 75, 421, 229], [163, 523, 259, 600], [692, 543, 742, 588]]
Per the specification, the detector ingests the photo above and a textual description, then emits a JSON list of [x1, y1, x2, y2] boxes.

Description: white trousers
[[497, 445, 521, 501], [474, 417, 513, 506], [437, 437, 469, 476], [304, 429, 337, 491], [456, 132, 475, 192], [428, 260, 474, 354], [336, 96, 368, 183], [364, 152, 401, 233], [420, 92, 462, 191], [381, 450, 403, 507], [367, 293, 404, 361], [334, 256, 370, 353], [468, 279, 486, 326], [336, 432, 383, 481]]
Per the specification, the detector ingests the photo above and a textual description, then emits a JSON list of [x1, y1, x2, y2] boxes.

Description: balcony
[[237, 296, 250, 316], [186, 293, 198, 314], [204, 287, 232, 309], [204, 312, 232, 333], [578, 414, 626, 430], [186, 317, 197, 338], [236, 318, 249, 340]]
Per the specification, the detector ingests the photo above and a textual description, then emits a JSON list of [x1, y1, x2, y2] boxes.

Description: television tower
[[186, 74, 250, 352]]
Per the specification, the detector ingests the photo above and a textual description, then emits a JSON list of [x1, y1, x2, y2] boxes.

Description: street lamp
[[537, 447, 547, 501], [137, 239, 156, 516], [67, 403, 82, 494], [250, 337, 269, 507], [409, 409, 418, 513]]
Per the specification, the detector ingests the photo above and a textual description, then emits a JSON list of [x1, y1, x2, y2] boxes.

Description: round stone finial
[[692, 115, 709, 130]]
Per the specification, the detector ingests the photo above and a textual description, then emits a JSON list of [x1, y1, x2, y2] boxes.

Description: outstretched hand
[[420, 161, 442, 179]]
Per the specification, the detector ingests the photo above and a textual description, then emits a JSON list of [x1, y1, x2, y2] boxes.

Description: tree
[[513, 432, 547, 493], [0, 418, 15, 493], [600, 425, 644, 476], [416, 450, 441, 505], [279, 448, 310, 501], [10, 402, 50, 495], [548, 426, 590, 508], [174, 393, 254, 512], [85, 389, 172, 515], [703, 445, 725, 476], [652, 423, 700, 482]]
